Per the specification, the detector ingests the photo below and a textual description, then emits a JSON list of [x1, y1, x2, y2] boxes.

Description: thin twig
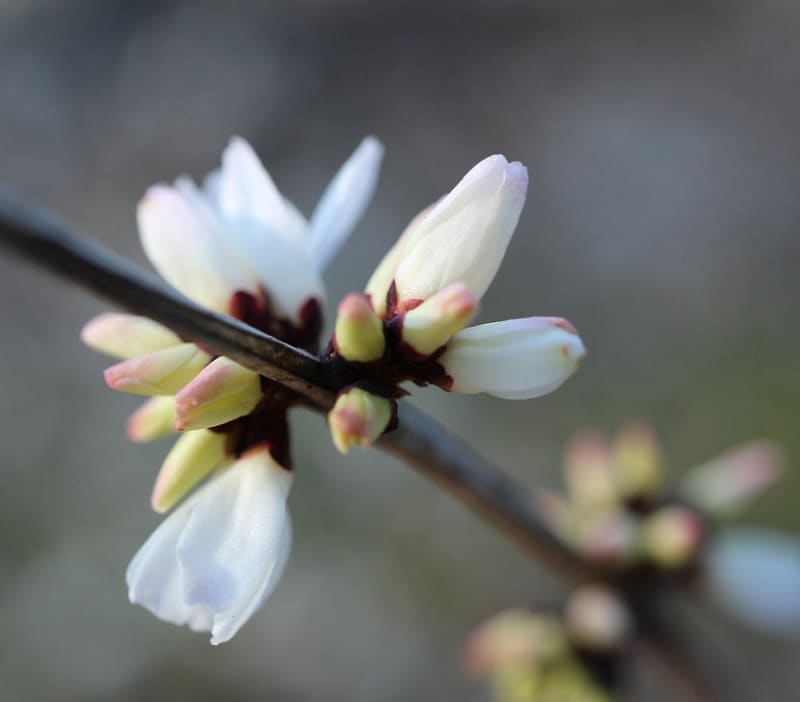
[[0, 186, 734, 702]]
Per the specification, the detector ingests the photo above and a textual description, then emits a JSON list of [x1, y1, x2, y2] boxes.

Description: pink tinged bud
[[564, 431, 616, 510], [565, 585, 632, 652], [611, 421, 665, 501], [81, 313, 180, 360], [126, 397, 177, 443], [640, 506, 704, 570], [174, 357, 262, 431], [439, 317, 585, 400], [327, 387, 393, 454], [465, 610, 568, 676], [151, 430, 227, 513], [103, 343, 211, 396], [392, 155, 528, 305], [400, 281, 478, 355], [679, 440, 785, 518], [575, 511, 638, 568], [333, 294, 386, 362], [706, 528, 800, 641]]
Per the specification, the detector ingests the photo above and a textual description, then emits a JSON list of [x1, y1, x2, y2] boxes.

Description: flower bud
[[465, 610, 568, 676], [175, 356, 262, 431], [328, 387, 393, 453], [611, 421, 665, 501], [564, 431, 616, 511], [333, 294, 386, 362], [151, 430, 227, 513], [680, 441, 785, 518], [104, 343, 211, 396], [392, 155, 528, 306], [640, 506, 704, 570], [565, 585, 632, 652], [400, 281, 477, 355], [575, 511, 638, 568], [81, 313, 181, 360], [439, 317, 585, 400], [126, 396, 177, 442]]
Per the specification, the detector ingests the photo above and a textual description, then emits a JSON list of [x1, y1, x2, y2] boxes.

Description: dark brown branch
[[0, 186, 736, 702]]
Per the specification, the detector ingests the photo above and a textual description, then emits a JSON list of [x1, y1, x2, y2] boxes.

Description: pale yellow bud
[[327, 387, 392, 453], [611, 421, 665, 500], [103, 343, 211, 396], [640, 506, 704, 570], [151, 430, 227, 513], [126, 396, 177, 442], [564, 431, 616, 510], [400, 281, 477, 355], [174, 356, 262, 431], [333, 294, 386, 362], [565, 585, 632, 652], [465, 610, 568, 675]]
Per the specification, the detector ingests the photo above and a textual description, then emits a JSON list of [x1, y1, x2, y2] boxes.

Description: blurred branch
[[0, 187, 738, 702]]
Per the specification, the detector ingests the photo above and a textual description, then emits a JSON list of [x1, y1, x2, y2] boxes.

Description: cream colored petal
[[81, 313, 180, 360]]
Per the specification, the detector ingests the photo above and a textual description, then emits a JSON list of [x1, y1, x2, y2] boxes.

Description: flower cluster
[[325, 154, 586, 452], [466, 586, 632, 702], [540, 422, 800, 640], [82, 136, 383, 643]]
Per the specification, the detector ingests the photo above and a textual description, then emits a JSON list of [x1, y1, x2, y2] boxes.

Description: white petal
[[138, 185, 242, 313], [364, 203, 435, 316], [176, 450, 292, 642], [707, 528, 800, 640], [439, 317, 585, 399], [217, 137, 307, 248], [307, 136, 384, 270], [189, 161, 324, 320], [222, 217, 325, 321], [210, 515, 292, 645], [126, 493, 207, 629], [393, 155, 527, 305]]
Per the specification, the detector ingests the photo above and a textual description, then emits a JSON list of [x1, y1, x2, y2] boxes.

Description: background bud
[[565, 585, 632, 652], [611, 421, 665, 501], [640, 506, 704, 570]]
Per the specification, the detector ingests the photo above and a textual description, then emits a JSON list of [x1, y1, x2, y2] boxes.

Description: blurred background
[[1, 0, 799, 700]]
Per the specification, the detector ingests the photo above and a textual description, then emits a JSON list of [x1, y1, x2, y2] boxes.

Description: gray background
[[0, 1, 798, 700]]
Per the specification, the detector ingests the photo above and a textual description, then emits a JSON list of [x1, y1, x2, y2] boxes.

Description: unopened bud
[[126, 396, 177, 442], [174, 356, 262, 431], [151, 430, 227, 513], [680, 441, 785, 518], [465, 610, 568, 676], [103, 343, 211, 396], [566, 585, 632, 652], [81, 313, 181, 360], [640, 506, 704, 570], [564, 431, 616, 510], [328, 387, 393, 453], [575, 511, 639, 568], [611, 421, 665, 501], [334, 294, 386, 362], [401, 281, 477, 355]]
